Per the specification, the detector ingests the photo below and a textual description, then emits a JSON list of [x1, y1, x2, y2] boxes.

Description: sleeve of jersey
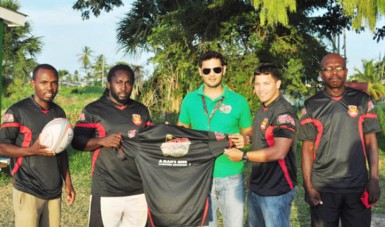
[[71, 109, 97, 151], [362, 99, 382, 134], [272, 113, 297, 139], [298, 106, 317, 141], [0, 109, 20, 144]]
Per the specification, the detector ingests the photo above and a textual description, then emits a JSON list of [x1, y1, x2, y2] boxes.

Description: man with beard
[[178, 51, 253, 227], [72, 64, 152, 227], [298, 53, 382, 226], [0, 64, 76, 227]]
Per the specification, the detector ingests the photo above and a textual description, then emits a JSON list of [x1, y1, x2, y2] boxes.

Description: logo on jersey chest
[[78, 113, 86, 121], [161, 134, 191, 157], [215, 132, 226, 141], [219, 104, 232, 114], [348, 105, 358, 118], [260, 118, 268, 131], [132, 114, 142, 126], [3, 114, 14, 123], [128, 130, 136, 138]]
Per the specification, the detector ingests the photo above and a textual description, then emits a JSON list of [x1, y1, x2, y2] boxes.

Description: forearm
[[301, 141, 315, 189], [365, 133, 380, 180], [0, 144, 34, 157]]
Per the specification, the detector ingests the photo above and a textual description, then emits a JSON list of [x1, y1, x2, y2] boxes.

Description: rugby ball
[[40, 118, 74, 154]]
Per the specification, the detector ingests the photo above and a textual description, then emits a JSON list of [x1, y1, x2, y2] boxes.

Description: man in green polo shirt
[[178, 51, 252, 227]]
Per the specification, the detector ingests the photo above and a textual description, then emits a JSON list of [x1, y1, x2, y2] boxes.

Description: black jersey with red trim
[[0, 96, 66, 199], [298, 87, 381, 193], [249, 96, 298, 196], [121, 124, 231, 227], [71, 96, 152, 197]]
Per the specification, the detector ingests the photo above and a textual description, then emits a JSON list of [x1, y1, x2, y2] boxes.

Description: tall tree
[[77, 46, 93, 83], [1, 0, 42, 96], [349, 59, 385, 100], [93, 54, 107, 86]]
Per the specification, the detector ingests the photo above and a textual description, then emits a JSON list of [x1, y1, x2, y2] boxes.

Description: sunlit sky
[[16, 0, 385, 77]]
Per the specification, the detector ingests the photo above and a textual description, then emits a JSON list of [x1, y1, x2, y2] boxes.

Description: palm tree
[[349, 60, 385, 100], [1, 0, 42, 96], [77, 46, 93, 84], [93, 54, 107, 86]]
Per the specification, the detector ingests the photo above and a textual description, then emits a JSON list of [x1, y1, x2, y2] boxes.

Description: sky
[[15, 1, 385, 77]]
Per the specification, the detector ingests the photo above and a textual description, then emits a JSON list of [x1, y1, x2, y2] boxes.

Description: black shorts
[[310, 191, 371, 227], [89, 195, 103, 227]]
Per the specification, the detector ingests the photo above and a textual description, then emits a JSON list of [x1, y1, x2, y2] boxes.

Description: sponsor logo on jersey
[[301, 107, 307, 116], [219, 104, 232, 114], [161, 137, 191, 157], [368, 100, 374, 112], [158, 159, 190, 167], [277, 114, 296, 126], [348, 105, 358, 118], [78, 113, 86, 121], [128, 130, 136, 138], [3, 114, 14, 123], [132, 114, 142, 126], [260, 118, 268, 131], [215, 132, 226, 141]]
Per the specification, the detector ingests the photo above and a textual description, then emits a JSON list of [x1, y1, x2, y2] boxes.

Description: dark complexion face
[[31, 69, 58, 109], [108, 70, 133, 105]]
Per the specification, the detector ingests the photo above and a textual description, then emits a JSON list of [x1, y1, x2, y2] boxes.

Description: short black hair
[[254, 63, 282, 81], [107, 64, 135, 83], [32, 64, 58, 80], [103, 64, 135, 96], [198, 51, 227, 67]]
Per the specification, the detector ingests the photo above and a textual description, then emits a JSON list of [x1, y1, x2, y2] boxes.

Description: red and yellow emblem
[[260, 118, 268, 131], [348, 105, 358, 118], [132, 114, 142, 126]]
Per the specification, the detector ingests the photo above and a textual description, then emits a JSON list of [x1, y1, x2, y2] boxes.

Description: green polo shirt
[[179, 84, 252, 178]]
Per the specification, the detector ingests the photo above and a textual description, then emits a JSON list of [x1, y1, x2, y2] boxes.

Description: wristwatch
[[242, 152, 248, 162]]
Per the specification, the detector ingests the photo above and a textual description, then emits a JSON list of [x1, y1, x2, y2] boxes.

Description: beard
[[110, 89, 131, 105]]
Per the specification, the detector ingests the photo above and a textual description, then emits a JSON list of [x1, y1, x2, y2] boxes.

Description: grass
[[0, 87, 384, 226]]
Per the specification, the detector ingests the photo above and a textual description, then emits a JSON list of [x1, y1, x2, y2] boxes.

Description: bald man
[[298, 53, 381, 227]]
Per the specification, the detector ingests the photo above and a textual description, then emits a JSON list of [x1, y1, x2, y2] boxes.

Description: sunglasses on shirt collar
[[202, 67, 222, 75]]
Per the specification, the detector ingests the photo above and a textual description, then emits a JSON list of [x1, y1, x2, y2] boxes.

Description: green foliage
[[252, 0, 297, 27], [349, 60, 385, 100], [1, 0, 42, 96], [338, 0, 381, 30]]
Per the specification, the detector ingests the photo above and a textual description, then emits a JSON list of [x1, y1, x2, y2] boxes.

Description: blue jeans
[[207, 174, 244, 227], [248, 188, 296, 227]]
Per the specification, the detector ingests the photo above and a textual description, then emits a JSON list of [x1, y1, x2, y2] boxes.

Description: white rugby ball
[[40, 118, 74, 154]]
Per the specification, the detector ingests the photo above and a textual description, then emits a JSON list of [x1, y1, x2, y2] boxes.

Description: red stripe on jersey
[[144, 121, 153, 127], [12, 126, 33, 176], [331, 96, 343, 101], [1, 122, 20, 128], [93, 123, 106, 175], [115, 105, 127, 110], [358, 113, 378, 159], [280, 125, 295, 132], [75, 123, 107, 174], [278, 159, 294, 189], [147, 208, 155, 227], [201, 197, 209, 227], [300, 118, 323, 159], [266, 126, 294, 189], [265, 126, 274, 147]]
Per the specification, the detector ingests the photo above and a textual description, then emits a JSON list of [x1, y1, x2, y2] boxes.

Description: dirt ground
[[371, 213, 385, 227]]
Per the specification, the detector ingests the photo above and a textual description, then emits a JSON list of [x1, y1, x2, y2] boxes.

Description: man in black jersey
[[225, 63, 298, 227], [72, 64, 152, 227], [0, 64, 76, 227], [298, 53, 382, 227]]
